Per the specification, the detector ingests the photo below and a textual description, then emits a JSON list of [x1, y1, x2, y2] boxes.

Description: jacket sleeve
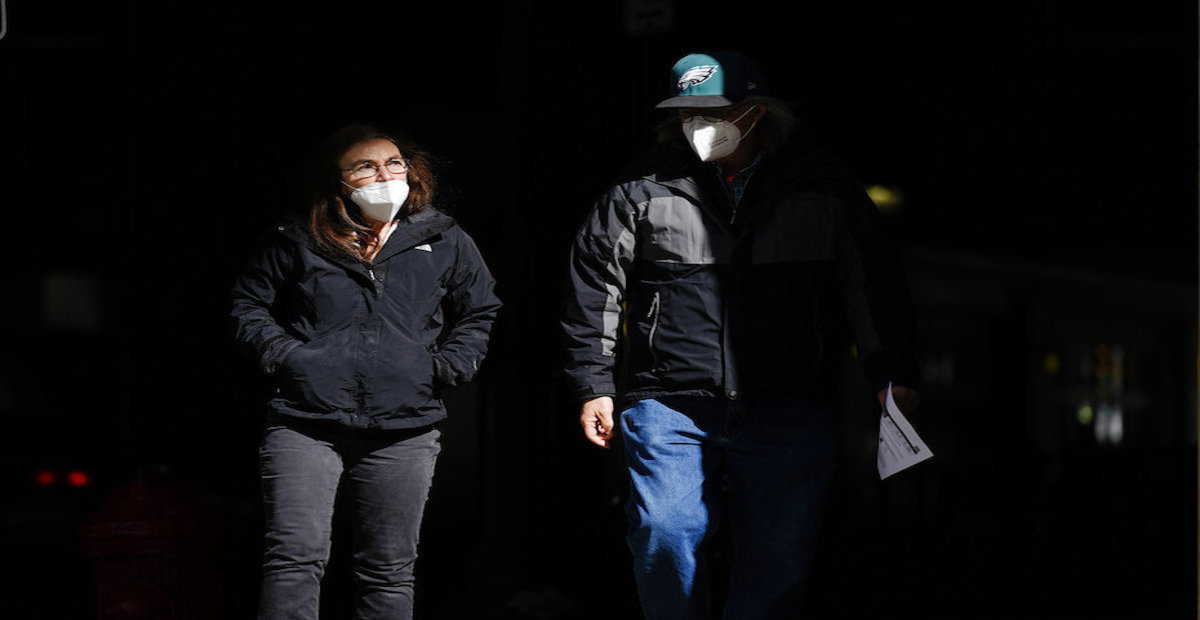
[[430, 228, 502, 387], [229, 228, 304, 376], [831, 181, 922, 394], [561, 187, 639, 402]]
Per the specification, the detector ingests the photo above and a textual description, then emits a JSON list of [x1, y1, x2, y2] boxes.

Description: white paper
[[877, 383, 933, 479]]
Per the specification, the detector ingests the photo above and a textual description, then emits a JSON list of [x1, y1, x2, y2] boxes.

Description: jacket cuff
[[262, 337, 302, 376], [432, 353, 455, 387], [571, 384, 617, 404], [862, 353, 922, 395]]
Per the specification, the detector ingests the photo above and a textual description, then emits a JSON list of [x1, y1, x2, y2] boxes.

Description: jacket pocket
[[276, 332, 356, 412], [367, 338, 439, 417]]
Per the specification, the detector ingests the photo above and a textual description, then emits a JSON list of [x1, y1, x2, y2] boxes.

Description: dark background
[[1, 0, 1196, 618]]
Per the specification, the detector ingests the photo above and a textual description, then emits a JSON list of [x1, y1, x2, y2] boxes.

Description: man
[[561, 51, 921, 618]]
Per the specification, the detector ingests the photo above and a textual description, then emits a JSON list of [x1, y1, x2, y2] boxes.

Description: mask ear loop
[[741, 118, 760, 141], [733, 104, 759, 133], [1, 0, 9, 41], [732, 105, 761, 147], [731, 104, 757, 124]]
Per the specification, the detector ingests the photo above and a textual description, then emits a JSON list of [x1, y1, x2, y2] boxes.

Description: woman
[[230, 124, 501, 618]]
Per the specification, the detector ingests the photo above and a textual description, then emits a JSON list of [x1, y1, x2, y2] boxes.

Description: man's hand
[[580, 396, 615, 448], [878, 385, 921, 416]]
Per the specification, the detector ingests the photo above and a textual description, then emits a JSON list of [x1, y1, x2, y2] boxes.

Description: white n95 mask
[[343, 179, 409, 223], [681, 105, 758, 162]]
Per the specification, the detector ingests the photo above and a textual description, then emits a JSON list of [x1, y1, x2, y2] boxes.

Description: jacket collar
[[620, 141, 848, 242], [627, 141, 839, 193], [372, 208, 455, 263], [277, 208, 456, 269], [634, 145, 757, 232]]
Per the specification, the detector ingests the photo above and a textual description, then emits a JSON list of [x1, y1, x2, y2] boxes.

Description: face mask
[[342, 179, 409, 223], [681, 105, 758, 162]]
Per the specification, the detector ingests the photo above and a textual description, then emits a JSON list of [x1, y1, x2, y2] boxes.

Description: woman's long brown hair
[[305, 124, 437, 264]]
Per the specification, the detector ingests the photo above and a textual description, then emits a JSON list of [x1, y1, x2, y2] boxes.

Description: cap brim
[[655, 95, 736, 108]]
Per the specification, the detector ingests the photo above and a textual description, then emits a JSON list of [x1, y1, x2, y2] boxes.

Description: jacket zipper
[[367, 266, 383, 298], [729, 164, 761, 226], [646, 291, 661, 369]]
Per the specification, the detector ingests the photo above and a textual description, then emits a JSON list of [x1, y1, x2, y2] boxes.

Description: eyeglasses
[[679, 111, 731, 122], [342, 158, 408, 181], [677, 104, 752, 123]]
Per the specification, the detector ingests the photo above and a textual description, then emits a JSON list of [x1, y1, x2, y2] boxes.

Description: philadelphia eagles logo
[[677, 65, 718, 93]]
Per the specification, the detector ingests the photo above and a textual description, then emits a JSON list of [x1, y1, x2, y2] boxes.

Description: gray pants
[[258, 419, 441, 619]]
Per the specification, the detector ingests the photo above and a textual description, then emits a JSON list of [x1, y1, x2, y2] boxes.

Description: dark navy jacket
[[231, 208, 501, 430], [562, 143, 919, 409]]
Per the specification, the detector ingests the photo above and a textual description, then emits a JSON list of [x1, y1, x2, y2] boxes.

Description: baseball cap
[[655, 51, 769, 108]]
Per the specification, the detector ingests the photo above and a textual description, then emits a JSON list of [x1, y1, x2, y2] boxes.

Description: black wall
[[1, 1, 1195, 617]]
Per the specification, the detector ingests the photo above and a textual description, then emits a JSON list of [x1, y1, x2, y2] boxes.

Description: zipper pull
[[367, 267, 382, 296], [646, 291, 661, 369]]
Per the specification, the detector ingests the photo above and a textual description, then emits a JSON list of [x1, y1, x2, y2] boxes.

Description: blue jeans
[[258, 419, 441, 620], [620, 396, 836, 619]]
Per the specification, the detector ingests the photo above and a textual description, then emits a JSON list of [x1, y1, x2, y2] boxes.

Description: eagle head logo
[[676, 65, 719, 93]]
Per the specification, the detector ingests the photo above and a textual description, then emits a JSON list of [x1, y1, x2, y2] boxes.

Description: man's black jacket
[[562, 142, 919, 409]]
